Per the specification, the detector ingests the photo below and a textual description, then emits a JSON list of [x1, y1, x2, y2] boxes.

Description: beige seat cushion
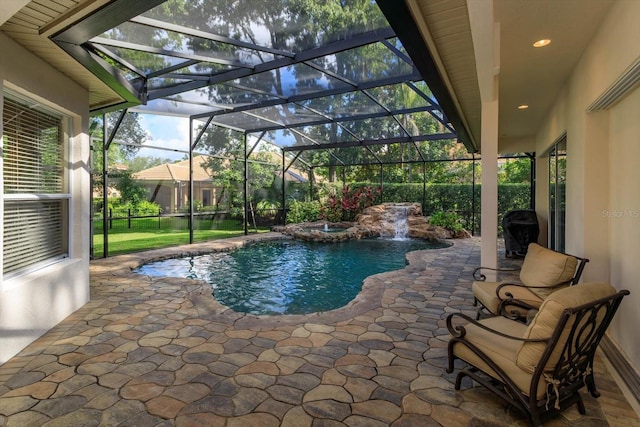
[[519, 243, 579, 299], [516, 282, 617, 374], [473, 280, 543, 316], [451, 316, 548, 398]]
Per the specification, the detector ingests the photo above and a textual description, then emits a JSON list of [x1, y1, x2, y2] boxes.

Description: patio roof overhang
[[50, 0, 477, 168]]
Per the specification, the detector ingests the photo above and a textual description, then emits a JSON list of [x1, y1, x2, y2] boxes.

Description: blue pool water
[[136, 238, 449, 315]]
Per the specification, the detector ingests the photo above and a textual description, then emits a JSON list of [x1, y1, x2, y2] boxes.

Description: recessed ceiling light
[[518, 104, 529, 110], [533, 39, 551, 48]]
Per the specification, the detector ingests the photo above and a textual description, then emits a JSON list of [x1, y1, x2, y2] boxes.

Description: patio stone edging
[[92, 232, 462, 329]]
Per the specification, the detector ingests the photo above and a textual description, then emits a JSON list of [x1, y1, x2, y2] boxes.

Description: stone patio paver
[[0, 233, 638, 426]]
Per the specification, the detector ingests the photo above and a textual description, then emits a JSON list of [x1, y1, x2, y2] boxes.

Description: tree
[[115, 170, 148, 206], [89, 112, 151, 158], [126, 1, 477, 197], [499, 158, 531, 184], [89, 111, 152, 187], [154, 0, 390, 182]]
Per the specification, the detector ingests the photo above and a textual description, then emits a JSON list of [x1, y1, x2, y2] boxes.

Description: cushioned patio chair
[[447, 282, 629, 427], [473, 243, 589, 320]]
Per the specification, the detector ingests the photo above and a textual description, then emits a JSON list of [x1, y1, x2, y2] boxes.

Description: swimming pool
[[136, 238, 449, 315]]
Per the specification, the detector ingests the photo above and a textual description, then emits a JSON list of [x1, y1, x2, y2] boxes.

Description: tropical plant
[[321, 185, 380, 222]]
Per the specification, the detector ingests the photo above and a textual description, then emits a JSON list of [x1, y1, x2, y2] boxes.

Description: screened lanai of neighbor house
[[1, 0, 639, 413]]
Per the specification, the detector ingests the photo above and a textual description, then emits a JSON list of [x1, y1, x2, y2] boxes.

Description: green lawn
[[92, 217, 270, 257]]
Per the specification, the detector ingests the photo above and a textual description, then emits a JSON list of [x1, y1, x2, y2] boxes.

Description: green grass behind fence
[[92, 217, 270, 257]]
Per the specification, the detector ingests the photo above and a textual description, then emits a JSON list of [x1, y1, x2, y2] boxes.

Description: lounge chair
[[447, 282, 629, 426], [473, 243, 588, 319]]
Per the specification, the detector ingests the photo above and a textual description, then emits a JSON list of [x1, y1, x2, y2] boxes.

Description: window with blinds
[[2, 93, 69, 276]]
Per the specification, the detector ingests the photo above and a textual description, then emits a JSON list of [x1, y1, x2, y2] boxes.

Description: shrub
[[133, 200, 162, 216], [178, 200, 203, 213], [429, 210, 464, 232], [256, 199, 279, 211], [200, 205, 219, 213], [294, 181, 531, 235], [107, 197, 161, 217], [287, 200, 321, 223], [254, 199, 280, 219]]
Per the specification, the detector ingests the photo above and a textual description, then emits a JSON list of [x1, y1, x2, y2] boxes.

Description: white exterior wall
[[608, 86, 640, 369], [0, 33, 90, 364], [534, 0, 640, 377]]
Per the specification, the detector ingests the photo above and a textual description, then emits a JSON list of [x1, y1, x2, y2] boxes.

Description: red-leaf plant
[[322, 185, 380, 222]]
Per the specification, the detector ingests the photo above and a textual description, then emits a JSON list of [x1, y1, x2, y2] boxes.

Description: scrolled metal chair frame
[[447, 289, 629, 427], [472, 254, 589, 320]]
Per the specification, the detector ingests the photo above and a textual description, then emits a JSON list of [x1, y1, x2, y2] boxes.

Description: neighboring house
[[133, 155, 310, 213], [133, 156, 218, 213]]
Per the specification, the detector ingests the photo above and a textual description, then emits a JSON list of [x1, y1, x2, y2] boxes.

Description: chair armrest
[[495, 281, 572, 315], [496, 281, 572, 294], [495, 280, 583, 320], [446, 312, 549, 343], [564, 254, 589, 284], [497, 298, 539, 320], [473, 266, 520, 281], [494, 282, 550, 319]]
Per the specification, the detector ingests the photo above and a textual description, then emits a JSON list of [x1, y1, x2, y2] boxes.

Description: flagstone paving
[[0, 233, 638, 426]]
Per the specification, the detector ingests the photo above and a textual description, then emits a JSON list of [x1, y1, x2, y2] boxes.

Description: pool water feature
[[136, 238, 449, 315], [382, 204, 411, 239], [303, 226, 347, 233]]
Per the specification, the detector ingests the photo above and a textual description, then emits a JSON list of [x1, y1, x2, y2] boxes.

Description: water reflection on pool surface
[[135, 238, 449, 315]]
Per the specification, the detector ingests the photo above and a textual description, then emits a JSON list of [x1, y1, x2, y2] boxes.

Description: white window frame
[[2, 89, 71, 279]]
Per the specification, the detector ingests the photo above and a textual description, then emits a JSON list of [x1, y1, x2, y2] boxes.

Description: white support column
[[481, 100, 499, 274], [468, 0, 500, 275]]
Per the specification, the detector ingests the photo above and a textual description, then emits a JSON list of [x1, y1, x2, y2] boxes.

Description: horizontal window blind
[[3, 200, 66, 273], [3, 97, 63, 194], [3, 94, 68, 276]]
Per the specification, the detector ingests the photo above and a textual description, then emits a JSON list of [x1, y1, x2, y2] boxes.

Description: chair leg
[[446, 343, 456, 374], [530, 409, 544, 427], [455, 372, 465, 390], [576, 394, 586, 415], [446, 358, 454, 374], [585, 371, 601, 398]]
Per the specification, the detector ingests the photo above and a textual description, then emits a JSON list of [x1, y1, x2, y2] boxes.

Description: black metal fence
[[92, 208, 283, 233], [91, 208, 283, 259]]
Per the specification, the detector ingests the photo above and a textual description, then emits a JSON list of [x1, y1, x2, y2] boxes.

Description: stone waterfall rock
[[273, 202, 471, 243]]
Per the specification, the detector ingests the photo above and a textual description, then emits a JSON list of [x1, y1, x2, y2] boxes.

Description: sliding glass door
[[549, 136, 567, 252]]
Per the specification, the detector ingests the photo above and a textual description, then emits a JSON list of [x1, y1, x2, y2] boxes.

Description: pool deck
[[1, 233, 638, 426]]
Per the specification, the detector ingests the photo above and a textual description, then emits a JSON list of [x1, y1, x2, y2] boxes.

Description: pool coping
[[90, 232, 461, 329]]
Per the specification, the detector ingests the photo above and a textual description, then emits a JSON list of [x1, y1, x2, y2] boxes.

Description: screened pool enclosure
[[51, 0, 529, 256]]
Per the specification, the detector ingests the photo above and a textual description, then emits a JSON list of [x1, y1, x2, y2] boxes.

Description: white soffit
[[0, 0, 122, 110], [0, 1, 31, 26], [408, 0, 481, 149]]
